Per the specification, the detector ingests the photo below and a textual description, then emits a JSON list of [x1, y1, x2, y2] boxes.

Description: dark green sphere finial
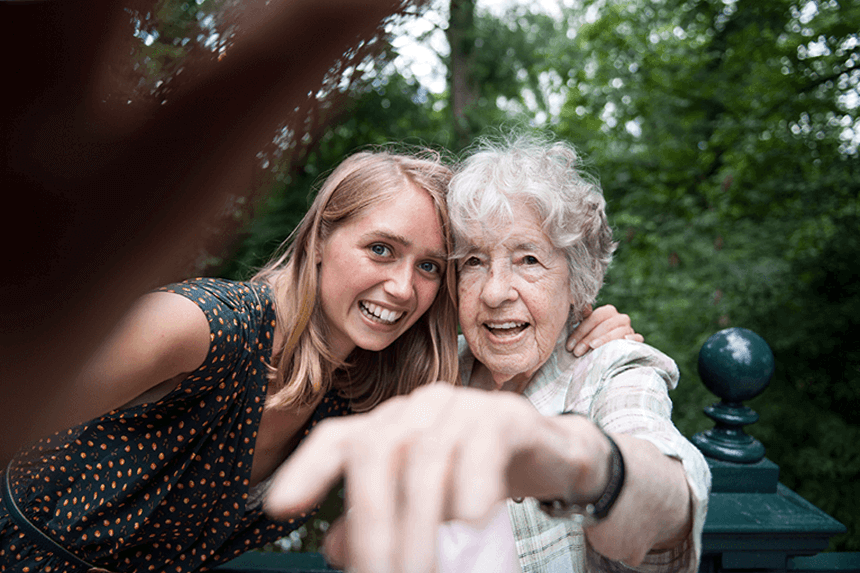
[[698, 327, 775, 404], [692, 327, 775, 463]]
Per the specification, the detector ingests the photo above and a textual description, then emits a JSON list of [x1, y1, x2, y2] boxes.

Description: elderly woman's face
[[457, 207, 573, 392]]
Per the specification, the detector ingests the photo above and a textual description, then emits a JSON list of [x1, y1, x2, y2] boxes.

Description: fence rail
[[219, 328, 860, 573]]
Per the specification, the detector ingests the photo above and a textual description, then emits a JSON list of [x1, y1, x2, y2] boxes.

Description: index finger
[[264, 417, 355, 518]]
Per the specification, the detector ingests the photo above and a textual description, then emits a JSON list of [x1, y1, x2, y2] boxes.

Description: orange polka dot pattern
[[1, 278, 350, 572]]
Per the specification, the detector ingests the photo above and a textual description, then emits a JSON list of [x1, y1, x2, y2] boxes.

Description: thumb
[[322, 515, 348, 570]]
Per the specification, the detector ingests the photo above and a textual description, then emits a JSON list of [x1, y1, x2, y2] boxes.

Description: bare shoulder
[[34, 289, 214, 432], [73, 291, 211, 414], [122, 290, 211, 373]]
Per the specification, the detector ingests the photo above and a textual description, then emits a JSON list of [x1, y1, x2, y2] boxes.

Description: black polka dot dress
[[0, 278, 350, 572]]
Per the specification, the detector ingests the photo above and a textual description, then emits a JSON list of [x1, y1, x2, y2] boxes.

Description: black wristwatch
[[537, 412, 626, 527]]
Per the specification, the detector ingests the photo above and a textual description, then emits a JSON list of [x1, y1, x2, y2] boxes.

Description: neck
[[470, 362, 532, 394]]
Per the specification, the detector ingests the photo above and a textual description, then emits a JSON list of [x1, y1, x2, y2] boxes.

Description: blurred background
[[6, 0, 859, 554]]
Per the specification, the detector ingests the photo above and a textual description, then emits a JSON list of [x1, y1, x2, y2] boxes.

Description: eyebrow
[[454, 239, 554, 260], [513, 241, 544, 252], [463, 240, 547, 252], [454, 243, 484, 259], [365, 230, 447, 262]]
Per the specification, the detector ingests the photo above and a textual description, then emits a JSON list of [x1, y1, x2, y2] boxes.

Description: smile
[[484, 321, 529, 337], [360, 301, 405, 325]]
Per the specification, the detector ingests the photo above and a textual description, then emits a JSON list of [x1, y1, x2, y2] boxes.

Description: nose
[[480, 263, 517, 308], [383, 261, 415, 301]]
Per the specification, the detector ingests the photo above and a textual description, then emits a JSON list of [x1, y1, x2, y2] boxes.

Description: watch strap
[[537, 412, 626, 524]]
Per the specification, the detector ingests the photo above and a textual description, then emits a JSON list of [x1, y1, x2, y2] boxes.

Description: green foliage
[[213, 0, 860, 553], [548, 0, 860, 550], [125, 0, 230, 100]]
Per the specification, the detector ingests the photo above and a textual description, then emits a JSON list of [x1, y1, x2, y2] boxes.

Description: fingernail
[[589, 338, 604, 350], [566, 339, 577, 351], [624, 334, 636, 340], [574, 343, 587, 356]]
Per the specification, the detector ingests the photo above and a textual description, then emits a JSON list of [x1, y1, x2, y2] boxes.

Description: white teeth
[[487, 321, 526, 330], [361, 302, 404, 325]]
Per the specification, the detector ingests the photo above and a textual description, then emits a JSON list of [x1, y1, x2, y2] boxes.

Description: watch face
[[538, 498, 598, 528]]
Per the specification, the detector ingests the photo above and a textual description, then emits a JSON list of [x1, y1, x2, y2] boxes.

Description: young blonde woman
[[0, 149, 637, 573]]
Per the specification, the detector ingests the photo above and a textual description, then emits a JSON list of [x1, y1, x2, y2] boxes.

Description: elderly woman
[[265, 134, 711, 573]]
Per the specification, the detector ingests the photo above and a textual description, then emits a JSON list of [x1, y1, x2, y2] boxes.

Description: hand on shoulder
[[567, 304, 644, 357]]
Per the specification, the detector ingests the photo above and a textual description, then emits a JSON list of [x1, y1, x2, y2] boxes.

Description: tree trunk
[[447, 0, 478, 149]]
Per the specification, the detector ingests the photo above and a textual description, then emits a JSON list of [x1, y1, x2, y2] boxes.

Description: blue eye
[[419, 261, 440, 274], [370, 244, 391, 257], [523, 255, 540, 265]]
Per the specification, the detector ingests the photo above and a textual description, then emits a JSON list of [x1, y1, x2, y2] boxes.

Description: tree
[[189, 0, 860, 552], [545, 0, 860, 551], [447, 0, 479, 147]]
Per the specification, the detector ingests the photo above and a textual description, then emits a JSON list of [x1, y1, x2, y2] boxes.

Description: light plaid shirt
[[458, 337, 711, 573]]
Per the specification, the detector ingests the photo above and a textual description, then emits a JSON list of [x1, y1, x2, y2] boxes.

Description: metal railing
[[219, 328, 860, 573]]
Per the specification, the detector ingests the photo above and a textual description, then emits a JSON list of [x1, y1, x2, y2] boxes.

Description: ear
[[313, 246, 322, 265]]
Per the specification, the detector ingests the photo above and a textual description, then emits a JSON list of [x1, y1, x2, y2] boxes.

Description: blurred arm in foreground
[[0, 0, 415, 465]]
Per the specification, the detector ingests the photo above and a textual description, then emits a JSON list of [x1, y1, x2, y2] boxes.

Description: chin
[[357, 337, 398, 352]]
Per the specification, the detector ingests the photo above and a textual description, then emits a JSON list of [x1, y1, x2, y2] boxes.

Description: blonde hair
[[253, 149, 459, 412]]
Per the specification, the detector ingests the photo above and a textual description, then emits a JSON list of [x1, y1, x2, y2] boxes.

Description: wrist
[[538, 412, 626, 527]]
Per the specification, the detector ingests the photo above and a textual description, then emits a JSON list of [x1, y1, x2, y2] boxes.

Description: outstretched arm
[[39, 292, 210, 437], [265, 383, 693, 573], [1, 0, 413, 466]]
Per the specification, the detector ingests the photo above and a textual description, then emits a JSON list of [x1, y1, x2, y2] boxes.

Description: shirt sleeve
[[568, 340, 711, 573], [154, 278, 266, 396]]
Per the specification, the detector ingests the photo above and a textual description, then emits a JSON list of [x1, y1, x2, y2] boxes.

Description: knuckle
[[312, 416, 346, 442]]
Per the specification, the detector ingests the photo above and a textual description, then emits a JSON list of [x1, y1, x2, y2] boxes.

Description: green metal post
[[693, 328, 847, 573]]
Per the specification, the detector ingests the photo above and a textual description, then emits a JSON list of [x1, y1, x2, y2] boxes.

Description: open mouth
[[484, 321, 529, 337], [360, 301, 404, 325]]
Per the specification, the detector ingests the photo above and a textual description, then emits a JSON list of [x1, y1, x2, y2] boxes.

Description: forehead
[[351, 185, 446, 252], [458, 208, 552, 252]]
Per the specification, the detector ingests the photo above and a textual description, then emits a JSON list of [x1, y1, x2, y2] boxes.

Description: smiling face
[[457, 207, 574, 393], [318, 183, 447, 361]]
